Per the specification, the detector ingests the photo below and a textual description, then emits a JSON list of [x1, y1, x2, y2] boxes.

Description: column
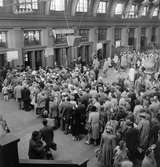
[[89, 28, 97, 60], [31, 51, 36, 70], [41, 28, 54, 67], [134, 27, 141, 51], [146, 27, 152, 46], [155, 27, 160, 44], [121, 27, 128, 46], [7, 27, 24, 67], [107, 27, 115, 45]]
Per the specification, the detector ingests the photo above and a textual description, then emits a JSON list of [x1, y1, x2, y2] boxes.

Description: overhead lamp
[[152, 0, 159, 5], [142, 0, 151, 5]]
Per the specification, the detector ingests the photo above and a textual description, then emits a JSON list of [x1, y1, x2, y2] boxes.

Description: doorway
[[0, 54, 6, 69], [24, 50, 43, 70]]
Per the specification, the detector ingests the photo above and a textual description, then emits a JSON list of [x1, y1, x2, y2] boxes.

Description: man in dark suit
[[21, 85, 31, 111], [124, 121, 142, 163], [62, 97, 73, 135], [40, 119, 56, 151]]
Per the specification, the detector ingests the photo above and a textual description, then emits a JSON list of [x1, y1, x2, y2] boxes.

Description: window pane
[[50, 0, 65, 11], [141, 6, 148, 16], [97, 1, 106, 14], [32, 0, 38, 9], [115, 3, 123, 15], [76, 0, 88, 12], [153, 7, 158, 16], [18, 0, 38, 10], [0, 0, 3, 7], [0, 32, 7, 48]]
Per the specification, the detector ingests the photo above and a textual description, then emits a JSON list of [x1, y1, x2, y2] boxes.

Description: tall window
[[97, 1, 107, 14], [24, 30, 40, 46], [0, 0, 3, 7], [115, 3, 123, 15], [98, 28, 107, 41], [76, 0, 88, 12], [0, 32, 7, 48], [79, 29, 89, 42], [141, 27, 146, 37], [18, 0, 38, 10], [141, 6, 148, 16], [153, 7, 159, 16], [50, 0, 65, 11], [128, 5, 137, 17], [115, 28, 121, 41], [151, 27, 156, 43]]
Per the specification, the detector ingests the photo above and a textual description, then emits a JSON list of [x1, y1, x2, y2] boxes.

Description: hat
[[105, 125, 113, 133]]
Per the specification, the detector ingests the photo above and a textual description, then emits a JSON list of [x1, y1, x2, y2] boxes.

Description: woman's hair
[[32, 131, 40, 140], [119, 140, 126, 150]]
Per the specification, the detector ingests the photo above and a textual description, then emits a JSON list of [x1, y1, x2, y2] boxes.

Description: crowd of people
[[1, 50, 160, 167]]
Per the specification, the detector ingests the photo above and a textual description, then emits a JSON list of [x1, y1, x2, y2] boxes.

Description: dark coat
[[40, 125, 54, 144], [21, 87, 30, 101], [28, 139, 44, 159], [154, 140, 160, 167], [124, 127, 141, 161]]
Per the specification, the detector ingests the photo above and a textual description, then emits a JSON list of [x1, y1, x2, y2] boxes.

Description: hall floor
[[0, 68, 127, 167]]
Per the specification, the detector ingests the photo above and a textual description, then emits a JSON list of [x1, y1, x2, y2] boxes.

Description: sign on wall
[[96, 43, 103, 50], [7, 50, 19, 62], [45, 48, 54, 57]]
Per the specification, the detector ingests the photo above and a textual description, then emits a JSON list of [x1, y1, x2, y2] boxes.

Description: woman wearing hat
[[85, 106, 99, 145], [98, 125, 116, 167]]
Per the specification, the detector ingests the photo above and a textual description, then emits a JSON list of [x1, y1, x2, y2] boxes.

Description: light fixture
[[142, 0, 150, 5]]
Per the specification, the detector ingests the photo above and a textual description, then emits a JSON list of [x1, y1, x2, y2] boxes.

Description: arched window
[[115, 3, 123, 15], [76, 0, 88, 12], [128, 5, 137, 17], [50, 0, 65, 11], [97, 1, 107, 14], [18, 0, 38, 10], [153, 7, 159, 16], [141, 6, 148, 16], [0, 0, 3, 7]]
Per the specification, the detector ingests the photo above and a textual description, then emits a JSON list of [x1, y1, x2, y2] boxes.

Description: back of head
[[121, 160, 133, 167], [32, 131, 40, 140]]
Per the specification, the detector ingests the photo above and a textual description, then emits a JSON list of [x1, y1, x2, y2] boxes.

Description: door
[[24, 51, 32, 68], [0, 54, 6, 69], [35, 50, 43, 70]]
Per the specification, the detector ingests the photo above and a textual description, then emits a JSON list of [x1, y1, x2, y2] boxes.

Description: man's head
[[121, 160, 133, 167]]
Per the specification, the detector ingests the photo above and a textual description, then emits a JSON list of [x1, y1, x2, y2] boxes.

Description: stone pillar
[[146, 27, 152, 46], [107, 27, 115, 45], [134, 27, 141, 51], [121, 27, 128, 46], [71, 47, 78, 60], [7, 27, 24, 67], [32, 51, 36, 70], [155, 27, 160, 44], [41, 28, 54, 67], [89, 27, 97, 60]]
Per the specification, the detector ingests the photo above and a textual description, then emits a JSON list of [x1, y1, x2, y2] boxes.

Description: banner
[[45, 48, 54, 57], [67, 35, 81, 47], [96, 43, 103, 50], [7, 50, 19, 62], [116, 40, 121, 48], [53, 29, 74, 37]]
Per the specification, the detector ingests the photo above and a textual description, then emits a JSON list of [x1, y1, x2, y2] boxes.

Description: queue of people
[[1, 52, 160, 167]]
